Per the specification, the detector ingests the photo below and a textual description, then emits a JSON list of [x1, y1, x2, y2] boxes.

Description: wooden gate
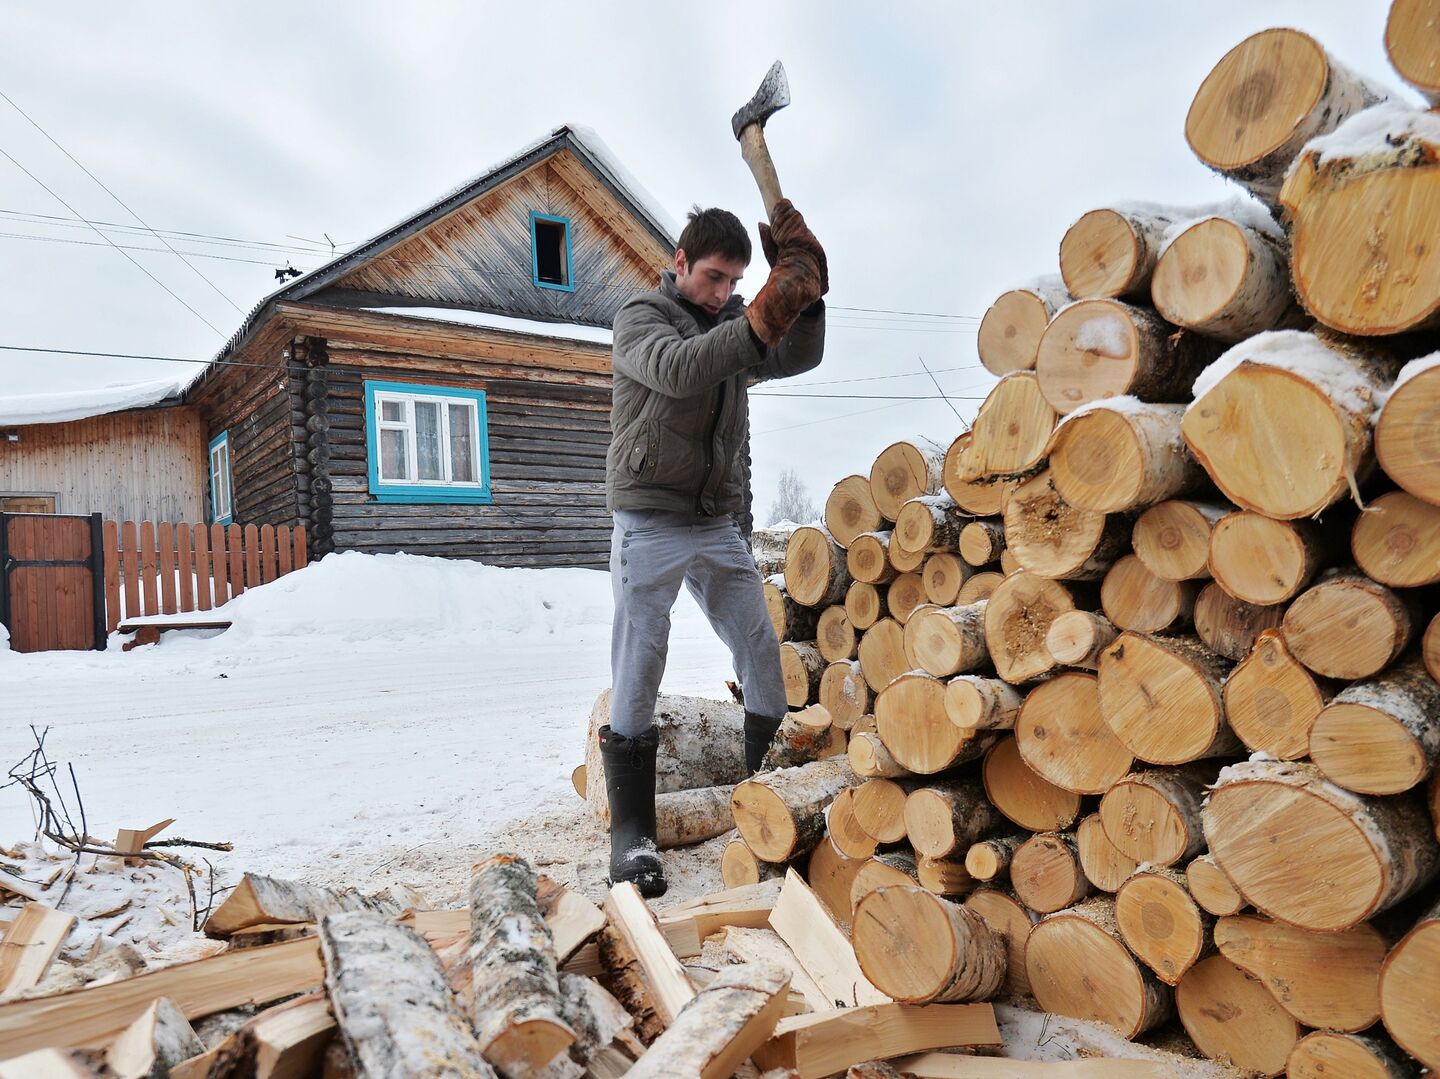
[[0, 512, 105, 653]]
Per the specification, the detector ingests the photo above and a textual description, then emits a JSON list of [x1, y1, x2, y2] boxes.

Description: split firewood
[[720, 926, 830, 1014], [626, 962, 789, 1079], [548, 972, 635, 1074], [768, 868, 889, 1008], [599, 882, 695, 1039], [105, 997, 205, 1079], [1114, 867, 1213, 986], [0, 901, 75, 997], [204, 874, 403, 939], [0, 1048, 109, 1077], [1176, 955, 1300, 1076], [805, 840, 866, 930], [852, 886, 1005, 1003], [172, 992, 333, 1079]]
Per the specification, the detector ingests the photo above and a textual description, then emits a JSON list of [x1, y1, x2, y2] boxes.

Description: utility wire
[[0, 88, 245, 314], [751, 391, 989, 401], [0, 208, 351, 256], [918, 354, 968, 426], [0, 230, 327, 268]]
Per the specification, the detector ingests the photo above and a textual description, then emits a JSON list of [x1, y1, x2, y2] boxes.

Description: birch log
[[877, 672, 997, 774], [1043, 610, 1118, 670], [1287, 1030, 1422, 1079], [845, 581, 888, 631], [825, 475, 885, 548], [949, 373, 1056, 480], [1076, 813, 1140, 894], [977, 278, 1070, 376], [1282, 570, 1418, 680], [1099, 766, 1212, 867], [1048, 402, 1201, 512], [1309, 657, 1440, 795], [625, 963, 789, 1079], [765, 577, 820, 642], [1223, 630, 1334, 760], [1097, 633, 1239, 764], [982, 736, 1084, 833], [816, 606, 858, 663], [1010, 833, 1090, 915], [731, 758, 859, 863], [1016, 671, 1133, 794], [1375, 356, 1440, 506], [983, 572, 1082, 684], [1193, 580, 1286, 661], [852, 887, 1006, 1003], [1378, 897, 1440, 1069], [945, 675, 1023, 734], [1176, 955, 1300, 1077], [943, 432, 1010, 516], [903, 778, 1005, 859], [780, 642, 826, 708], [1351, 489, 1440, 588], [869, 441, 944, 521], [1131, 499, 1229, 581], [846, 532, 899, 586], [964, 889, 1039, 997], [786, 526, 851, 608], [903, 602, 988, 679], [894, 495, 968, 555], [1185, 854, 1245, 917], [1208, 510, 1335, 605], [1115, 867, 1213, 986], [1100, 555, 1196, 634], [1059, 206, 1182, 301], [922, 552, 970, 605], [1004, 470, 1127, 581]]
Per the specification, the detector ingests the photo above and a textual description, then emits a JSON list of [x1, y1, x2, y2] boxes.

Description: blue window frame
[[208, 430, 233, 525], [363, 380, 492, 504], [530, 211, 575, 292]]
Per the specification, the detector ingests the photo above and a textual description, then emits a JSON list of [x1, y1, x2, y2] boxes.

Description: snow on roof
[[0, 376, 186, 426], [364, 306, 613, 346]]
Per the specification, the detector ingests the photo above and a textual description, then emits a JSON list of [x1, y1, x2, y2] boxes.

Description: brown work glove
[[758, 198, 828, 297], [745, 246, 822, 347]]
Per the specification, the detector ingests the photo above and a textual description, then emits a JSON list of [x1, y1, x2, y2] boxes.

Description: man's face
[[673, 250, 748, 316]]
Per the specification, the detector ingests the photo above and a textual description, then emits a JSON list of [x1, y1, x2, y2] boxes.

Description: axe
[[731, 60, 791, 221]]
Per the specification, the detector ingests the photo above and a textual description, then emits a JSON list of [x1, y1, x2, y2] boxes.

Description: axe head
[[731, 60, 790, 139]]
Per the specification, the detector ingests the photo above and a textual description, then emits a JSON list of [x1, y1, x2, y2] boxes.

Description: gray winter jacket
[[606, 271, 825, 527]]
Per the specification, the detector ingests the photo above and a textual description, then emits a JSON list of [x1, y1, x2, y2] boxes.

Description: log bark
[[1059, 206, 1182, 301], [1209, 510, 1337, 605], [851, 778, 917, 845], [780, 642, 826, 709], [1025, 897, 1174, 1039], [877, 672, 998, 775], [762, 704, 838, 771], [847, 730, 908, 780], [950, 373, 1057, 480], [1375, 357, 1440, 506], [963, 836, 1024, 884], [903, 602, 989, 678], [320, 911, 497, 1078], [721, 838, 786, 889], [943, 432, 1011, 515], [785, 526, 851, 608], [886, 572, 929, 625], [894, 495, 969, 555], [1185, 26, 1384, 203], [1049, 401, 1202, 513], [1203, 760, 1440, 930], [1193, 580, 1285, 660], [1175, 955, 1300, 1076], [1004, 470, 1128, 581], [844, 581, 888, 631], [1010, 833, 1090, 915], [730, 758, 859, 863], [205, 875, 401, 939], [857, 618, 908, 693], [977, 279, 1070, 376], [1099, 766, 1212, 867], [1184, 854, 1245, 917], [1043, 610, 1118, 670], [625, 963, 789, 1079], [1378, 897, 1440, 1069], [1097, 633, 1239, 764], [1131, 499, 1228, 581], [869, 441, 944, 522], [1036, 299, 1222, 415], [764, 576, 820, 642], [1287, 1030, 1421, 1079], [816, 606, 858, 663], [853, 887, 1006, 1003], [944, 675, 1022, 734], [922, 552, 971, 606], [819, 660, 871, 732], [1352, 489, 1440, 587], [825, 475, 885, 548], [982, 736, 1084, 833], [468, 855, 575, 1077], [1183, 330, 1397, 518], [983, 571, 1082, 684], [1310, 656, 1440, 795], [1076, 813, 1139, 894], [845, 532, 899, 586], [1283, 569, 1418, 679], [1115, 867, 1213, 986], [1016, 670, 1132, 794], [1152, 215, 1306, 341], [1099, 555, 1196, 634], [904, 778, 1005, 859], [963, 889, 1039, 997]]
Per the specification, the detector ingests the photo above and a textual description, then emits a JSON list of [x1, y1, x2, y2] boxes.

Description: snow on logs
[[1058, 205, 1181, 302]]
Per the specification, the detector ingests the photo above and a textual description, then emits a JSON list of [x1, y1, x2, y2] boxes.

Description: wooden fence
[[102, 521, 308, 632]]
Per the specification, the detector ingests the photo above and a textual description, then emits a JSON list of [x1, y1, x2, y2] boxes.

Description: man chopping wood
[[597, 201, 827, 896]]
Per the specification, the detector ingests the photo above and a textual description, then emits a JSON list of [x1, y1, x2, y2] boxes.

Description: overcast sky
[[0, 2, 1413, 520]]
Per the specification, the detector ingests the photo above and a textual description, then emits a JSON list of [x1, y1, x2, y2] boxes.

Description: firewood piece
[[320, 912, 496, 1078], [762, 705, 838, 773], [1131, 499, 1228, 581], [666, 883, 783, 943], [1037, 299, 1221, 415], [1043, 610, 1117, 670], [957, 571, 1004, 604], [1223, 629, 1335, 760], [1076, 813, 1139, 894], [853, 887, 1005, 1003], [1184, 855, 1245, 917], [847, 1062, 905, 1079], [1049, 402, 1201, 514], [1185, 27, 1383, 203], [982, 737, 1084, 833], [785, 527, 851, 608], [903, 602, 989, 679], [1099, 767, 1211, 868], [171, 993, 332, 1079], [847, 730, 908, 780], [963, 889, 1038, 997], [889, 539, 926, 574], [1209, 511, 1333, 605], [1310, 656, 1440, 795], [779, 643, 826, 709], [0, 902, 75, 996], [1379, 898, 1440, 1069], [1375, 356, 1440, 506], [851, 779, 915, 845], [1204, 760, 1440, 930], [845, 583, 888, 637], [0, 1049, 107, 1077], [1215, 912, 1387, 1032], [765, 577, 820, 642], [720, 925, 829, 1014], [869, 441, 944, 522], [847, 532, 899, 586], [626, 963, 789, 1079], [1016, 671, 1132, 795], [893, 1058, 1198, 1078], [1100, 556, 1195, 634], [850, 852, 921, 911], [570, 765, 586, 799], [1004, 471, 1126, 581], [1025, 897, 1174, 1039], [468, 854, 575, 1076], [1176, 955, 1299, 1076], [1098, 633, 1238, 764], [1115, 868, 1212, 986], [1283, 570, 1418, 680], [1193, 580, 1285, 661], [944, 676, 1022, 736], [904, 779, 1004, 859], [877, 672, 997, 775], [922, 552, 971, 606], [205, 874, 401, 939], [954, 520, 1001, 569], [1010, 833, 1090, 915], [816, 607, 857, 664], [770, 868, 890, 1008], [978, 280, 1070, 376], [753, 1002, 1000, 1079], [1427, 611, 1440, 683], [895, 495, 968, 555], [943, 433, 1010, 516], [1388, 0, 1440, 103], [951, 373, 1057, 480], [601, 881, 696, 1039], [731, 758, 858, 863], [827, 788, 880, 861], [826, 475, 885, 549], [1059, 206, 1181, 301], [819, 660, 870, 731], [721, 839, 786, 889], [887, 573, 929, 624], [1353, 489, 1440, 587], [858, 619, 908, 693], [1287, 1030, 1421, 1079], [915, 855, 976, 898], [105, 997, 205, 1078], [983, 572, 1081, 684], [964, 837, 1023, 884]]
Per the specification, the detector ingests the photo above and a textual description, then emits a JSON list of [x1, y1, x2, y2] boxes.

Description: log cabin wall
[[0, 407, 205, 521]]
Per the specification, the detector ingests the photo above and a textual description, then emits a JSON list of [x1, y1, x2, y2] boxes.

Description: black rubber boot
[[744, 710, 784, 775], [597, 725, 667, 898]]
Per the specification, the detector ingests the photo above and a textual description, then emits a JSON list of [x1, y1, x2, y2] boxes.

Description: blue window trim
[[529, 211, 576, 292], [363, 379, 492, 504], [208, 430, 233, 525]]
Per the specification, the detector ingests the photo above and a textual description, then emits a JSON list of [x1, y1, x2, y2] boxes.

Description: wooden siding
[[331, 151, 664, 325], [0, 408, 204, 522]]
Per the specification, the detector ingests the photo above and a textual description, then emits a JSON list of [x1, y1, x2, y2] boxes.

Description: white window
[[373, 389, 484, 489], [209, 432, 232, 524]]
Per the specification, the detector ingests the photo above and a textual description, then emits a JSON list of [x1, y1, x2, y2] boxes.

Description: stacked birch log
[[733, 7, 1440, 1077]]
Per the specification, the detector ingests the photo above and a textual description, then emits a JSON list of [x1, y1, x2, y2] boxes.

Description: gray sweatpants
[[609, 508, 787, 737]]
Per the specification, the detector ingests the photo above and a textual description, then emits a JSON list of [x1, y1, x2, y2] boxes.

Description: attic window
[[530, 212, 574, 292]]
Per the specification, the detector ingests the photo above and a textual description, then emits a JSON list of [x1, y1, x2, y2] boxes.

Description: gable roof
[[189, 124, 675, 391]]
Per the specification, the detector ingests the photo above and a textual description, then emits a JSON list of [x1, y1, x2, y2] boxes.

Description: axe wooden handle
[[738, 124, 784, 221]]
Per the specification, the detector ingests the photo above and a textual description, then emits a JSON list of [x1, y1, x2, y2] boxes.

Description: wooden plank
[[0, 937, 322, 1059], [119, 521, 139, 623], [138, 521, 158, 617], [175, 523, 194, 614], [210, 524, 228, 606], [227, 524, 244, 597], [243, 524, 260, 591], [102, 520, 120, 633], [259, 524, 277, 584], [894, 1055, 1185, 1078], [0, 903, 75, 995], [665, 883, 779, 941], [157, 522, 177, 615], [193, 525, 211, 613], [603, 882, 696, 1026], [768, 868, 890, 1008], [0, 874, 42, 903], [277, 525, 293, 576], [293, 526, 308, 570], [753, 1003, 1002, 1078]]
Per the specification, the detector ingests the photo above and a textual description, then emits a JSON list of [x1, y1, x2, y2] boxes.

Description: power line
[[0, 230, 325, 268], [753, 398, 918, 437], [0, 87, 245, 314], [779, 364, 985, 389], [0, 208, 350, 257], [751, 391, 989, 401], [918, 354, 967, 427]]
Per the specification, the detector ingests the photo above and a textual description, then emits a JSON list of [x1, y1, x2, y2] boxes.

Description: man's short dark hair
[[677, 206, 751, 266]]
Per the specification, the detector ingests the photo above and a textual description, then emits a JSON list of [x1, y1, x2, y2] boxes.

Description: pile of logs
[[731, 7, 1440, 1077]]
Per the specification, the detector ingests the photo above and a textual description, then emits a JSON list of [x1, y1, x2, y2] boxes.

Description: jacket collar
[[659, 270, 745, 324]]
